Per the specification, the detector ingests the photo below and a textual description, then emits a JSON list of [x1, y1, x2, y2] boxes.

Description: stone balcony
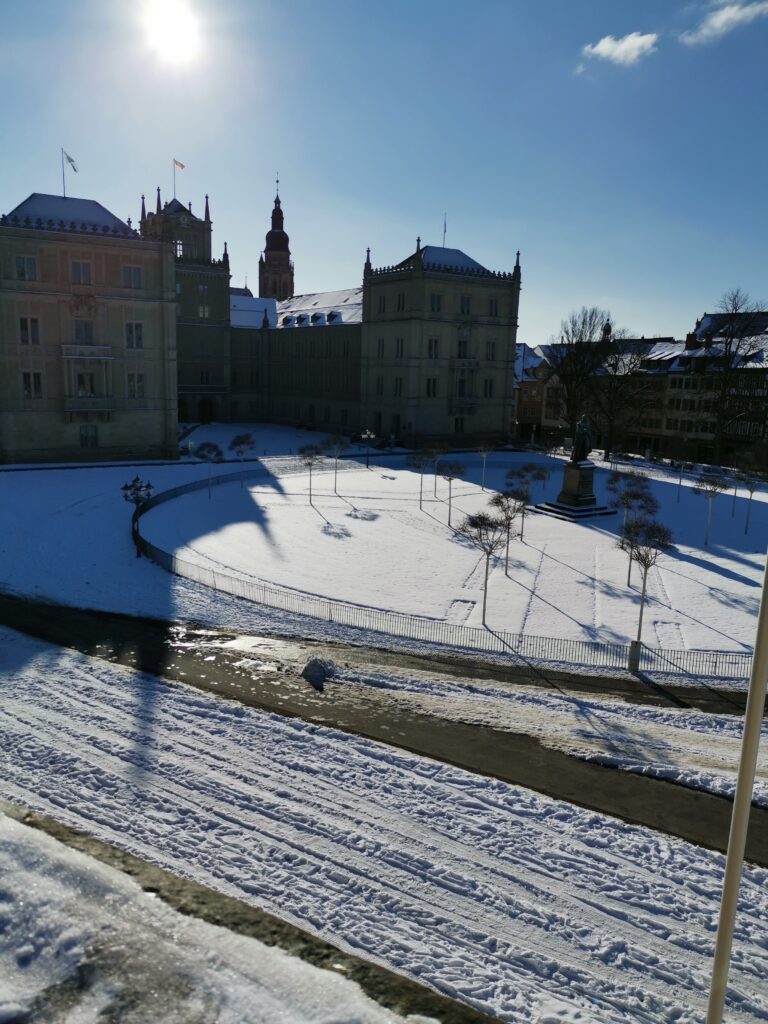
[[62, 344, 113, 360], [63, 396, 115, 412]]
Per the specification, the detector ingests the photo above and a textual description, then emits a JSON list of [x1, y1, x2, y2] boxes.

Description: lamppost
[[362, 429, 375, 469], [121, 475, 153, 558]]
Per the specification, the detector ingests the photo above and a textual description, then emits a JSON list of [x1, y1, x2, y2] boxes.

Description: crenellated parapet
[[0, 213, 146, 240]]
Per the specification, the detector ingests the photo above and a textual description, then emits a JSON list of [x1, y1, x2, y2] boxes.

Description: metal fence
[[135, 463, 753, 681]]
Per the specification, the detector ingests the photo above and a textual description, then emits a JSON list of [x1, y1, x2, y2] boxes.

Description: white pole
[[706, 547, 768, 1022]]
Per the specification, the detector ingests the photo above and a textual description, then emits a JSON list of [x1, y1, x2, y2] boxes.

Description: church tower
[[258, 190, 294, 301]]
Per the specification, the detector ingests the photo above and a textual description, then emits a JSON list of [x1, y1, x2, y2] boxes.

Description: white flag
[[64, 151, 78, 173]]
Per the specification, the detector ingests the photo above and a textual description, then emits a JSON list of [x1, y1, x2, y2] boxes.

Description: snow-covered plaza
[[1, 424, 767, 1023]]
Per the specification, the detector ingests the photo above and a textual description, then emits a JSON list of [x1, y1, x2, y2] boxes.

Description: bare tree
[[708, 289, 767, 465], [440, 462, 465, 527], [321, 435, 347, 495], [606, 471, 658, 532], [587, 334, 655, 460], [738, 472, 761, 536], [425, 442, 450, 497], [298, 444, 324, 507], [505, 464, 544, 541], [476, 444, 494, 491], [544, 307, 613, 435], [618, 519, 672, 643], [229, 432, 254, 488], [693, 475, 728, 545], [407, 449, 432, 510], [195, 441, 223, 499], [489, 491, 524, 575], [458, 513, 506, 625]]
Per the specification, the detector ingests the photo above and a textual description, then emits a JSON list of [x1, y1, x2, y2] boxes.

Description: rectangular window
[[426, 377, 437, 398], [79, 425, 98, 449], [377, 337, 385, 358], [430, 293, 441, 313], [427, 337, 439, 359], [394, 377, 403, 397], [396, 292, 406, 312], [74, 319, 94, 343], [175, 240, 184, 257], [71, 261, 92, 285], [489, 298, 499, 317], [125, 322, 143, 349], [76, 372, 96, 396], [121, 265, 142, 288], [486, 340, 496, 361], [127, 372, 145, 399], [22, 371, 42, 399], [454, 417, 465, 434], [395, 336, 404, 358], [457, 377, 467, 397], [198, 305, 210, 319], [483, 378, 494, 398], [341, 408, 348, 425], [376, 375, 384, 396], [15, 256, 37, 281], [19, 317, 40, 345], [460, 296, 471, 315], [200, 370, 210, 385], [377, 295, 386, 314], [457, 339, 468, 358]]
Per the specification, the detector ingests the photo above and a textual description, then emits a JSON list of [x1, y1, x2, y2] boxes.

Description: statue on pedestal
[[571, 415, 593, 463]]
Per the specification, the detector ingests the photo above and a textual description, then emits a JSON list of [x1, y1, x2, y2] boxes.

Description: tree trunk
[[482, 553, 490, 625], [334, 459, 338, 495], [636, 567, 648, 642], [448, 481, 453, 527], [419, 471, 424, 511], [704, 497, 712, 545], [309, 465, 313, 507], [520, 505, 526, 542], [481, 456, 487, 491], [505, 525, 510, 577], [745, 494, 753, 536], [731, 484, 737, 517], [627, 551, 633, 587]]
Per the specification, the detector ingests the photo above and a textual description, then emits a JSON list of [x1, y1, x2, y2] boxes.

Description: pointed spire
[[204, 194, 210, 222], [416, 236, 421, 251], [140, 194, 146, 223], [262, 306, 270, 329], [364, 247, 372, 276], [188, 201, 192, 213], [155, 187, 161, 215], [515, 250, 520, 267], [223, 241, 229, 265]]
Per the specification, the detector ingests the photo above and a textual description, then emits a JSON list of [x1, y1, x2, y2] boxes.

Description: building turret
[[258, 191, 294, 301]]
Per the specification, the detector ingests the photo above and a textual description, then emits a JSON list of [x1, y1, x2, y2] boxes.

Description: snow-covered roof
[[3, 193, 131, 233], [230, 294, 278, 329], [514, 343, 546, 384], [696, 311, 768, 339], [276, 287, 363, 327], [406, 246, 488, 273], [642, 336, 768, 372]]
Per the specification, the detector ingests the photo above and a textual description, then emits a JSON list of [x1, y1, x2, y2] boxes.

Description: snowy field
[[0, 813, 425, 1024], [0, 424, 764, 660], [2, 627, 767, 1024]]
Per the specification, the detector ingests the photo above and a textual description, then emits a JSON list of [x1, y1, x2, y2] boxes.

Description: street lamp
[[362, 429, 375, 469], [121, 475, 153, 558]]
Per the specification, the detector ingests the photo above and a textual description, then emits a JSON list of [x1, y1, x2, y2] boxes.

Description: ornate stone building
[[0, 193, 177, 462], [258, 193, 294, 301]]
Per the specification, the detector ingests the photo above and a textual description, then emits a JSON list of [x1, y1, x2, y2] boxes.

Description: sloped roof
[[696, 311, 768, 338], [277, 287, 363, 326], [162, 197, 200, 220], [230, 294, 277, 329], [396, 245, 489, 273], [4, 193, 130, 232]]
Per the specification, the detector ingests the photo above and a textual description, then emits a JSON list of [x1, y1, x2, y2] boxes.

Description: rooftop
[[2, 193, 133, 235], [277, 287, 363, 327]]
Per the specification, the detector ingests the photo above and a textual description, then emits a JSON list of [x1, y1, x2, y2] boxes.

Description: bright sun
[[143, 0, 201, 65]]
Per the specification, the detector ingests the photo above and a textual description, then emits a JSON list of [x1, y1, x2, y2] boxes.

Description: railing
[[134, 461, 753, 682], [63, 396, 114, 412], [62, 344, 113, 360]]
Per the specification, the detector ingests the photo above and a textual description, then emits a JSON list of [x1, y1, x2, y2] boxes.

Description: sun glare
[[143, 0, 201, 65]]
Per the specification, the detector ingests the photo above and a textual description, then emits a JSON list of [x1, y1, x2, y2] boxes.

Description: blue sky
[[1, 0, 766, 341]]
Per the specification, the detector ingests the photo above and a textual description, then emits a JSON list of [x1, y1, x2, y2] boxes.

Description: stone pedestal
[[556, 460, 596, 508]]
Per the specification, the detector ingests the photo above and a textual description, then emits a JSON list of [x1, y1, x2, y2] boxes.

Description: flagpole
[[173, 158, 176, 199], [61, 147, 66, 198], [706, 545, 768, 1021]]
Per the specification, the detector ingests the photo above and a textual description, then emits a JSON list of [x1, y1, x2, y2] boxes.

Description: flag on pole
[[64, 151, 78, 173], [174, 158, 185, 170]]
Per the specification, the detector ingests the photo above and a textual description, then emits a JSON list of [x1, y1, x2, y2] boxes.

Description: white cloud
[[681, 1, 768, 44], [581, 31, 659, 67]]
